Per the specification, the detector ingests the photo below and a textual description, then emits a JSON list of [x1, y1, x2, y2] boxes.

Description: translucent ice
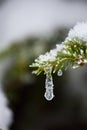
[[44, 74, 54, 101], [44, 88, 54, 101]]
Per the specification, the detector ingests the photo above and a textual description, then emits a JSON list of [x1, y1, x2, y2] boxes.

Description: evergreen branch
[[30, 38, 87, 76], [30, 22, 87, 101]]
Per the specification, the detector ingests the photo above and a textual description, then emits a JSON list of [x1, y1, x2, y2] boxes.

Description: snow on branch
[[30, 22, 87, 101]]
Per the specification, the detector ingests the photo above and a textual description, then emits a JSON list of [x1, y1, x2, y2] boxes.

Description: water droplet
[[44, 74, 54, 101], [57, 69, 63, 76]]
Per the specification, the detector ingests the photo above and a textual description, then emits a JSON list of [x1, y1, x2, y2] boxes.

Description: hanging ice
[[57, 69, 63, 76], [44, 88, 54, 101], [44, 74, 54, 101]]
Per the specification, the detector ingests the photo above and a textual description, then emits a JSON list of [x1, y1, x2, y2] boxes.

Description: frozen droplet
[[57, 69, 63, 76], [44, 74, 54, 101]]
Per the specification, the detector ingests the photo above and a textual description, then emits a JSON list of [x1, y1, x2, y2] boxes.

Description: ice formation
[[44, 73, 54, 101]]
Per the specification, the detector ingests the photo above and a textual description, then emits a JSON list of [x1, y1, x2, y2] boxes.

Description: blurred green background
[[1, 0, 87, 130], [1, 28, 87, 130], [1, 28, 70, 130]]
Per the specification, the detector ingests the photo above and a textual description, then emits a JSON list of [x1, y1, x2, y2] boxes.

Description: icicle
[[57, 69, 63, 76], [44, 73, 54, 101]]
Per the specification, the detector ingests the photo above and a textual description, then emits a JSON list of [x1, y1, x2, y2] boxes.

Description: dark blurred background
[[1, 0, 87, 130]]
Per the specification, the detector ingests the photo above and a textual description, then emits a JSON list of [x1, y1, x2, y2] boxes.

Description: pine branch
[[30, 37, 87, 76], [30, 22, 87, 101]]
